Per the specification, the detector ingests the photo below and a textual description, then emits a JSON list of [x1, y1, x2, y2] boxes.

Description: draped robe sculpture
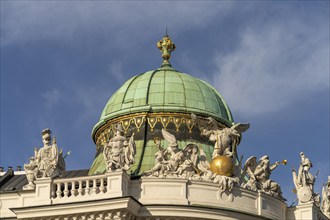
[[24, 129, 66, 189], [103, 124, 136, 172]]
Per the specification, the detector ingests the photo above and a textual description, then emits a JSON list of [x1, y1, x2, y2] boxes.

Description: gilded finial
[[157, 32, 176, 67]]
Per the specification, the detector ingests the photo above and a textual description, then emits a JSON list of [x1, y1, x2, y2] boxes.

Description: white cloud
[[1, 1, 233, 47], [213, 16, 329, 117]]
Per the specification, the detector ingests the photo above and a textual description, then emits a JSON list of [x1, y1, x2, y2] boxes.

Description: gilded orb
[[209, 156, 234, 177]]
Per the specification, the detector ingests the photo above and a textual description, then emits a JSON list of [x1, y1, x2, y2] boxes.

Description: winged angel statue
[[191, 114, 249, 159], [103, 124, 136, 172], [242, 155, 286, 201]]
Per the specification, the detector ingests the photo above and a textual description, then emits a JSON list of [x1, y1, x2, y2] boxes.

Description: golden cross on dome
[[157, 31, 176, 66]]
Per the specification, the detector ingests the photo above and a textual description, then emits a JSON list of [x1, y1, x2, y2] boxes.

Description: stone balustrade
[[52, 174, 108, 199], [50, 171, 129, 204]]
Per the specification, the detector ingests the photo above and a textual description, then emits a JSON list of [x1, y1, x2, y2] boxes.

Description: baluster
[[51, 184, 56, 199], [71, 181, 77, 197], [99, 178, 105, 194], [85, 180, 90, 195], [92, 179, 97, 194], [107, 176, 111, 193], [63, 182, 69, 197], [78, 180, 83, 196], [56, 183, 62, 198]]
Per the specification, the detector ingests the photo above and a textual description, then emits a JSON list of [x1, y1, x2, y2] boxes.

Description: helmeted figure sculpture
[[243, 155, 286, 201], [321, 176, 330, 218], [143, 129, 186, 177], [103, 124, 136, 172], [292, 152, 320, 205], [24, 129, 66, 189]]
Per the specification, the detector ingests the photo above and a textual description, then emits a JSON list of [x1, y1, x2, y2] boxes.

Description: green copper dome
[[89, 35, 237, 176], [92, 65, 233, 140]]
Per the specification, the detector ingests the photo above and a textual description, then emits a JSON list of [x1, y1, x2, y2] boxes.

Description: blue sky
[[1, 1, 329, 204]]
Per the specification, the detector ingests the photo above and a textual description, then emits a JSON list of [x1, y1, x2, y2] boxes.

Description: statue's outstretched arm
[[270, 162, 279, 171]]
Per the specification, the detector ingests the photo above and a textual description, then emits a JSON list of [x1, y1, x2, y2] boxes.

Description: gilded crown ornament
[[157, 32, 176, 66]]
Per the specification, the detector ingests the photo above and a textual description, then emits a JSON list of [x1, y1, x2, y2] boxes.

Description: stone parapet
[[287, 202, 329, 220], [1, 172, 326, 219], [138, 177, 286, 219]]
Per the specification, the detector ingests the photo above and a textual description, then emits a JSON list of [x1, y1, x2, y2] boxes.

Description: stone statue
[[35, 129, 65, 178], [143, 129, 185, 177], [143, 129, 239, 193], [24, 129, 66, 189], [153, 137, 166, 166], [103, 124, 136, 172], [321, 176, 330, 218], [23, 157, 38, 189], [243, 155, 286, 201], [197, 148, 213, 180], [292, 152, 320, 205], [191, 114, 249, 159], [174, 143, 199, 177]]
